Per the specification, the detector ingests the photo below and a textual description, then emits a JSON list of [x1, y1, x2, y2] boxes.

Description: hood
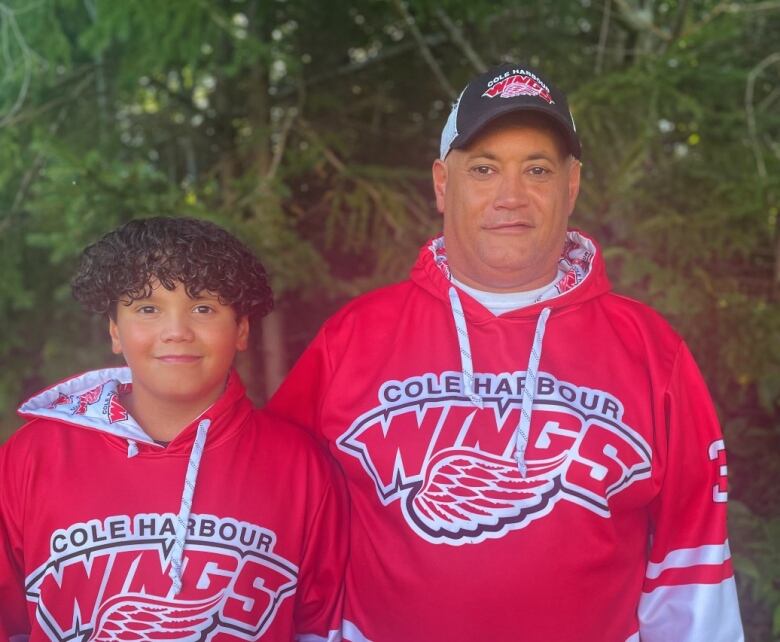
[[18, 367, 250, 456], [410, 229, 611, 322], [17, 366, 252, 595]]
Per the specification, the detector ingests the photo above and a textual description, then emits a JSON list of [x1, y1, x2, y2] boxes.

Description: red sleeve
[[294, 452, 348, 640], [638, 342, 744, 641], [267, 328, 332, 441], [270, 328, 347, 639], [0, 434, 32, 638]]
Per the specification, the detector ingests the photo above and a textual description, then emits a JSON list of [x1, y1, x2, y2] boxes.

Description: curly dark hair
[[71, 216, 274, 321]]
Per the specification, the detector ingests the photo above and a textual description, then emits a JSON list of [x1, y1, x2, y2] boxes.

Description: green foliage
[[730, 501, 780, 638], [1, 0, 779, 636]]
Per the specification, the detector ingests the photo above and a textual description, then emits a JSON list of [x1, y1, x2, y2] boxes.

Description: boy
[[0, 217, 346, 641]]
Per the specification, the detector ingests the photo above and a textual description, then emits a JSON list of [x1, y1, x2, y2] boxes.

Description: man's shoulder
[[324, 278, 420, 328], [339, 278, 416, 312], [597, 290, 684, 348], [602, 290, 678, 323]]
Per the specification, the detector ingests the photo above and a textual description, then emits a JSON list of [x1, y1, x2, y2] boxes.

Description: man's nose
[[494, 170, 529, 209]]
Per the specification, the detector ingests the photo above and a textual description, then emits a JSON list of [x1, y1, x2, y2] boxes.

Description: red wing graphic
[[49, 393, 71, 409], [80, 384, 104, 404], [408, 448, 566, 538], [107, 392, 128, 423], [75, 384, 104, 415], [502, 83, 539, 98], [88, 593, 223, 642]]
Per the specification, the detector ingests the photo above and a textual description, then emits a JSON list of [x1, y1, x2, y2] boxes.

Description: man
[[269, 63, 743, 642]]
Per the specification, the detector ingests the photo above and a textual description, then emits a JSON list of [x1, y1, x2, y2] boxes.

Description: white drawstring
[[446, 285, 552, 478], [514, 307, 551, 477], [448, 287, 484, 409], [168, 418, 210, 594], [126, 439, 139, 458]]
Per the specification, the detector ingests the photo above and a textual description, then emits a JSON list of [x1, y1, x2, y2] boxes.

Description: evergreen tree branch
[[0, 2, 38, 126], [669, 0, 691, 42], [434, 8, 487, 73], [595, 0, 613, 74], [274, 33, 448, 99], [612, 0, 671, 41], [265, 106, 298, 182], [745, 51, 780, 180], [392, 0, 457, 99], [684, 1, 780, 38]]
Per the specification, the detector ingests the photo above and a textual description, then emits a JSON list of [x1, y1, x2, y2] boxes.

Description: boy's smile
[[108, 280, 249, 439]]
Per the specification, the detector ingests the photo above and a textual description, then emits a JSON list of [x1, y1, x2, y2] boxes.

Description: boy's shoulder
[[1, 416, 72, 458], [0, 418, 75, 505]]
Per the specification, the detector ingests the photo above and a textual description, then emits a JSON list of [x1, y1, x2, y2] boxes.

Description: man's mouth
[[483, 220, 535, 232]]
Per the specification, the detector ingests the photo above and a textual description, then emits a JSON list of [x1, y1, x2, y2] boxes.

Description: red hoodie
[[0, 368, 347, 641], [268, 231, 743, 642]]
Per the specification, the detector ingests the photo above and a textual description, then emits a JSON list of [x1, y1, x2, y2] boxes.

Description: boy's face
[[109, 281, 248, 414]]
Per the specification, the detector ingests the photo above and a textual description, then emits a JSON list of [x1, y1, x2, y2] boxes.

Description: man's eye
[[528, 166, 550, 176], [471, 165, 494, 176]]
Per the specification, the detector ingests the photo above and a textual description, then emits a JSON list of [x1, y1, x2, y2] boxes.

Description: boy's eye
[[194, 305, 215, 314], [137, 305, 157, 314]]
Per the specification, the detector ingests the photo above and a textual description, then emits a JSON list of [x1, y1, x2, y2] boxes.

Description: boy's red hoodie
[[0, 368, 346, 642]]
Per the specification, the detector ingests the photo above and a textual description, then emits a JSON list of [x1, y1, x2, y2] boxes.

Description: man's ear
[[567, 158, 581, 217], [236, 316, 250, 352], [431, 158, 448, 214], [109, 318, 122, 355]]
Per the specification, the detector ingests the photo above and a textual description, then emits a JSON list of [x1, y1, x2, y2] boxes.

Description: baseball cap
[[439, 63, 581, 160]]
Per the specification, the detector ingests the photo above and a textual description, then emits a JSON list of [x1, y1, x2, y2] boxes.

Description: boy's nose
[[160, 314, 195, 342]]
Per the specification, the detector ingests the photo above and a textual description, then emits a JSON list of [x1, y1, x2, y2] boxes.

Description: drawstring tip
[[514, 451, 528, 478], [127, 440, 139, 458], [169, 568, 183, 595]]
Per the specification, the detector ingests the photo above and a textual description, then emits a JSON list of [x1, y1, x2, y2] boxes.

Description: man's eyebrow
[[467, 150, 500, 161], [466, 150, 558, 162]]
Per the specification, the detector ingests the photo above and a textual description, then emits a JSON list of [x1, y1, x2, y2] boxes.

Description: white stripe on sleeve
[[645, 540, 731, 580]]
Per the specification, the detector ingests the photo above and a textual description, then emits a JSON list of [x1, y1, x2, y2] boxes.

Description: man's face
[[109, 281, 248, 416], [432, 118, 580, 292]]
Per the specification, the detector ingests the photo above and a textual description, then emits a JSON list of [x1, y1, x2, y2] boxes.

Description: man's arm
[[0, 437, 32, 638], [638, 342, 743, 641]]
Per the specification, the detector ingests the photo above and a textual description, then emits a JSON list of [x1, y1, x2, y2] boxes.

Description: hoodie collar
[[18, 367, 251, 455], [412, 229, 610, 321]]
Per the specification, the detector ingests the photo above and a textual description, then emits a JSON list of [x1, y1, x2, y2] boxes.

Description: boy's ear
[[236, 316, 250, 352], [108, 318, 123, 354]]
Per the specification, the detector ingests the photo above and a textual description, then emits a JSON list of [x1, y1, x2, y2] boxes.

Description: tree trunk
[[260, 308, 288, 400], [244, 7, 289, 398]]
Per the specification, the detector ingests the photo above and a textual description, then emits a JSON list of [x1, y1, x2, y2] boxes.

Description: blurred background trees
[[0, 0, 778, 637]]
